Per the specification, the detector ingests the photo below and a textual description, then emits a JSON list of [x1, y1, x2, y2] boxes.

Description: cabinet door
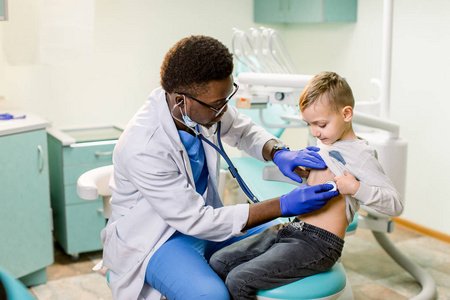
[[0, 130, 53, 278], [254, 0, 357, 23], [323, 0, 357, 22], [286, 0, 322, 23], [64, 201, 107, 254], [254, 0, 287, 23]]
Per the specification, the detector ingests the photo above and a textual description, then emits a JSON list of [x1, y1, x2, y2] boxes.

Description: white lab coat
[[101, 87, 276, 300]]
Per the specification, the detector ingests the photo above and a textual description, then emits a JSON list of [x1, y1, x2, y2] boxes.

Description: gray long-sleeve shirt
[[317, 138, 404, 223]]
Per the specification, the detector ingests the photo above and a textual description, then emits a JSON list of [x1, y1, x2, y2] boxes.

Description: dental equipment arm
[[238, 72, 313, 88]]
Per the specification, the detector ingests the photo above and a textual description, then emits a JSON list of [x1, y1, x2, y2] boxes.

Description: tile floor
[[28, 223, 450, 300]]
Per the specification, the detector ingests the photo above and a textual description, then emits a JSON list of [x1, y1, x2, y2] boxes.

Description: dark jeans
[[209, 218, 344, 300]]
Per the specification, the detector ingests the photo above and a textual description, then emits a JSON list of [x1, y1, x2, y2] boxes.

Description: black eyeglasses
[[176, 83, 239, 117]]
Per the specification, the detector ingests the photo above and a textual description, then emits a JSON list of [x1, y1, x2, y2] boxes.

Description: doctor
[[101, 35, 338, 300]]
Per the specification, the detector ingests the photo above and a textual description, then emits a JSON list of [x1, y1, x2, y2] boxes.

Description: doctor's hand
[[273, 147, 327, 183], [279, 183, 339, 217]]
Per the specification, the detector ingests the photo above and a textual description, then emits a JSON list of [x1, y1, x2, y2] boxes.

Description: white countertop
[[0, 110, 51, 137]]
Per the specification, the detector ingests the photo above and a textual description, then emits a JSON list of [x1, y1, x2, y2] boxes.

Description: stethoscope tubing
[[198, 122, 260, 203], [170, 99, 260, 203]]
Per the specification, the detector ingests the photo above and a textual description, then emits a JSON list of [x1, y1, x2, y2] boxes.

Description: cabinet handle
[[37, 145, 45, 173], [97, 208, 104, 213], [95, 151, 113, 157]]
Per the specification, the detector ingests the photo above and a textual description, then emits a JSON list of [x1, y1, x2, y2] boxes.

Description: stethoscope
[[171, 99, 260, 203], [199, 121, 260, 203]]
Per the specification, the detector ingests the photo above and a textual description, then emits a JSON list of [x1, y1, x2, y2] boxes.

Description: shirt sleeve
[[352, 156, 404, 217], [219, 106, 276, 161]]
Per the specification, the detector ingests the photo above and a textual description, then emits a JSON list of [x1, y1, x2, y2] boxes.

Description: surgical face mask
[[180, 97, 197, 128], [170, 95, 218, 138], [181, 108, 197, 128], [171, 97, 198, 129]]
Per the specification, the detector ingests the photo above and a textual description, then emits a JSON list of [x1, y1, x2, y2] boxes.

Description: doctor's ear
[[342, 106, 353, 122], [174, 95, 185, 105]]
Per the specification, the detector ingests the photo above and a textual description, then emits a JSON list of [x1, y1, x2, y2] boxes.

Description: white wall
[[1, 0, 449, 235], [0, 0, 274, 126]]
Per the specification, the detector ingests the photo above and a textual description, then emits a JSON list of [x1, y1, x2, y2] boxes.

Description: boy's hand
[[334, 171, 360, 196]]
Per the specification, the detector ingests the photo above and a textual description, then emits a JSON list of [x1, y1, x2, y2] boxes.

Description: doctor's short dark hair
[[160, 35, 234, 95]]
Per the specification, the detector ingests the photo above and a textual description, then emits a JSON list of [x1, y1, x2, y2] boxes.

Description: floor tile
[[395, 237, 450, 268], [351, 281, 407, 300], [377, 272, 422, 298], [30, 273, 112, 300]]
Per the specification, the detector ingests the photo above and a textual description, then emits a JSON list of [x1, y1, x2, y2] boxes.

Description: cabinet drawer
[[65, 202, 106, 254], [63, 143, 115, 166], [63, 162, 112, 185]]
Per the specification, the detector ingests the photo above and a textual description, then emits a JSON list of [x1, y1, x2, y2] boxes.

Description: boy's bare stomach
[[296, 167, 348, 239]]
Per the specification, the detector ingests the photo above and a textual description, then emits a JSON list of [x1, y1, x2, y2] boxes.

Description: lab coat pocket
[[103, 227, 145, 282]]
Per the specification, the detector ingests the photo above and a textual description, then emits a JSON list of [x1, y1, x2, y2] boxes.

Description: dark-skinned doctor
[[100, 35, 338, 300]]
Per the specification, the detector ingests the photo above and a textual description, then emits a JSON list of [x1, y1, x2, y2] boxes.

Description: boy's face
[[301, 95, 353, 145]]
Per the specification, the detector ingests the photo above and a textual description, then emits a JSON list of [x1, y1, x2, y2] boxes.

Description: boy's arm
[[334, 171, 360, 196], [344, 158, 404, 217]]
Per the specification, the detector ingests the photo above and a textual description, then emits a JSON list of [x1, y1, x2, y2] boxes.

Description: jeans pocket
[[277, 226, 295, 239]]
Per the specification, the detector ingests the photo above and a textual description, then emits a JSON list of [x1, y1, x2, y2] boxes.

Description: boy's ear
[[342, 106, 353, 122]]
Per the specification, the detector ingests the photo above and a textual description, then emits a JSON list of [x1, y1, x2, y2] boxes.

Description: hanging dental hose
[[232, 27, 299, 74], [267, 29, 299, 74], [232, 28, 262, 73]]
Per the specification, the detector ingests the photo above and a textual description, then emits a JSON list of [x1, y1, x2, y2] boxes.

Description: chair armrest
[[262, 165, 302, 186], [77, 165, 114, 200]]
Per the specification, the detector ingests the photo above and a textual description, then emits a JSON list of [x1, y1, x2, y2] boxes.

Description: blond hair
[[299, 71, 354, 113]]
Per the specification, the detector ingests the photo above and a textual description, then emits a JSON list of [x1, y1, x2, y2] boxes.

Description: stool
[[256, 263, 347, 300], [0, 268, 36, 300]]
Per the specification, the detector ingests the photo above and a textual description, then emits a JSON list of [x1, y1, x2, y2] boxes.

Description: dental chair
[[0, 268, 36, 300]]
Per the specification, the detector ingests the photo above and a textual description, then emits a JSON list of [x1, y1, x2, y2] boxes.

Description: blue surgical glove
[[279, 183, 339, 217], [273, 147, 326, 183]]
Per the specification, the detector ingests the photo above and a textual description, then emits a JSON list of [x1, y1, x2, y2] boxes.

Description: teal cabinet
[[47, 126, 122, 258], [0, 112, 54, 286], [254, 0, 357, 23]]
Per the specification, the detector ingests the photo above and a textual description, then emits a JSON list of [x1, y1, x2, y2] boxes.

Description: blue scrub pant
[[145, 220, 280, 300]]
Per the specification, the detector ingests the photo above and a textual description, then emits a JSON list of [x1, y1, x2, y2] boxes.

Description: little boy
[[209, 71, 404, 300]]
